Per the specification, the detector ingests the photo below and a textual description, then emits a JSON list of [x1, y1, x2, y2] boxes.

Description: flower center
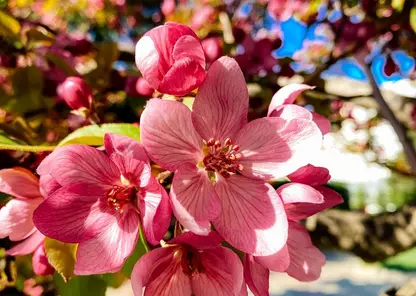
[[174, 246, 204, 276], [106, 185, 137, 213], [202, 138, 244, 178]]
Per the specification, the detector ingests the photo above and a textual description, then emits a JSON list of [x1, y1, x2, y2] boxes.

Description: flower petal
[[269, 104, 312, 121], [135, 36, 161, 89], [144, 255, 192, 296], [254, 244, 290, 272], [312, 112, 331, 135], [277, 183, 324, 205], [140, 177, 172, 245], [33, 183, 112, 243], [235, 117, 322, 180], [192, 56, 248, 141], [140, 99, 203, 171], [131, 247, 175, 296], [37, 145, 120, 188], [286, 221, 326, 282], [267, 84, 314, 116], [168, 231, 222, 250], [158, 57, 206, 96], [75, 210, 139, 274], [283, 185, 343, 220], [32, 243, 54, 276], [110, 154, 151, 188], [0, 198, 43, 241], [171, 163, 220, 235], [213, 175, 288, 256], [7, 231, 45, 256], [39, 174, 61, 197], [288, 164, 331, 186], [0, 168, 41, 199], [243, 255, 269, 296], [104, 133, 149, 163], [192, 247, 243, 296]]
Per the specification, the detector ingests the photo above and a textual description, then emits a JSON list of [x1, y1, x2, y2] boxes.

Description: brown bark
[[307, 206, 416, 262]]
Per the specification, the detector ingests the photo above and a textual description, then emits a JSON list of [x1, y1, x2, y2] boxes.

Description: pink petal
[[104, 133, 149, 163], [131, 247, 175, 295], [39, 174, 61, 197], [32, 243, 54, 276], [254, 244, 290, 272], [235, 117, 322, 180], [277, 183, 324, 205], [288, 164, 331, 186], [269, 104, 312, 120], [140, 99, 203, 171], [192, 56, 248, 141], [158, 56, 206, 96], [312, 112, 331, 135], [37, 145, 120, 188], [267, 84, 314, 116], [213, 175, 288, 256], [144, 256, 192, 296], [283, 185, 343, 220], [7, 231, 45, 256], [140, 177, 172, 245], [168, 231, 222, 250], [75, 209, 139, 274], [33, 183, 112, 243], [286, 221, 326, 282], [170, 163, 220, 235], [192, 247, 243, 296], [0, 168, 41, 199], [0, 198, 43, 241], [243, 255, 269, 296], [110, 154, 151, 188], [135, 35, 161, 89], [172, 35, 205, 72]]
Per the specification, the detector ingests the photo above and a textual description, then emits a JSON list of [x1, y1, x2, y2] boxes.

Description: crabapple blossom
[[135, 22, 206, 96], [140, 56, 323, 256], [33, 133, 171, 274]]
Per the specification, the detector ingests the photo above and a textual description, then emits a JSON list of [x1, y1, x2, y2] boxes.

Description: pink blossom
[[131, 232, 243, 296], [161, 0, 176, 16], [267, 0, 310, 21], [33, 133, 171, 274], [0, 168, 53, 276], [268, 83, 331, 135], [191, 5, 215, 30], [58, 77, 93, 110], [234, 36, 277, 76], [244, 165, 343, 295], [140, 56, 322, 256], [201, 37, 222, 64], [135, 22, 206, 96], [136, 77, 155, 97]]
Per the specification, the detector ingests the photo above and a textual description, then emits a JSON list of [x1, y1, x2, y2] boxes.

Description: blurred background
[[0, 0, 416, 295]]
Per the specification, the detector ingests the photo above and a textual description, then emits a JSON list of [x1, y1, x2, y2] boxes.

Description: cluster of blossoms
[[0, 22, 342, 295]]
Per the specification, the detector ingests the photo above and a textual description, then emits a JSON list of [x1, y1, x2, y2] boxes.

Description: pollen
[[202, 138, 244, 178]]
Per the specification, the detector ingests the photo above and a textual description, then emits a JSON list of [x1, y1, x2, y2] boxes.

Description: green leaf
[[122, 226, 148, 277], [383, 247, 416, 271], [0, 130, 54, 152], [411, 8, 416, 33], [54, 274, 107, 296], [45, 238, 78, 282], [0, 10, 20, 39], [58, 123, 140, 147], [100, 272, 126, 288], [45, 52, 78, 76]]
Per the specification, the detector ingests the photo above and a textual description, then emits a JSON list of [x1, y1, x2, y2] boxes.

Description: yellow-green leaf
[[45, 238, 78, 282], [411, 8, 416, 33], [45, 52, 78, 76], [0, 10, 20, 39], [58, 123, 140, 147], [0, 130, 54, 152]]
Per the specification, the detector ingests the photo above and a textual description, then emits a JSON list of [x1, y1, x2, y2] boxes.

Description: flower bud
[[135, 77, 155, 97], [58, 77, 93, 110], [135, 22, 206, 96]]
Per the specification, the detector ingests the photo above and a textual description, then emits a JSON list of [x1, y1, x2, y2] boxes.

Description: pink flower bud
[[201, 37, 222, 64], [135, 22, 206, 96], [58, 77, 93, 110], [136, 77, 155, 96], [161, 0, 175, 16]]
